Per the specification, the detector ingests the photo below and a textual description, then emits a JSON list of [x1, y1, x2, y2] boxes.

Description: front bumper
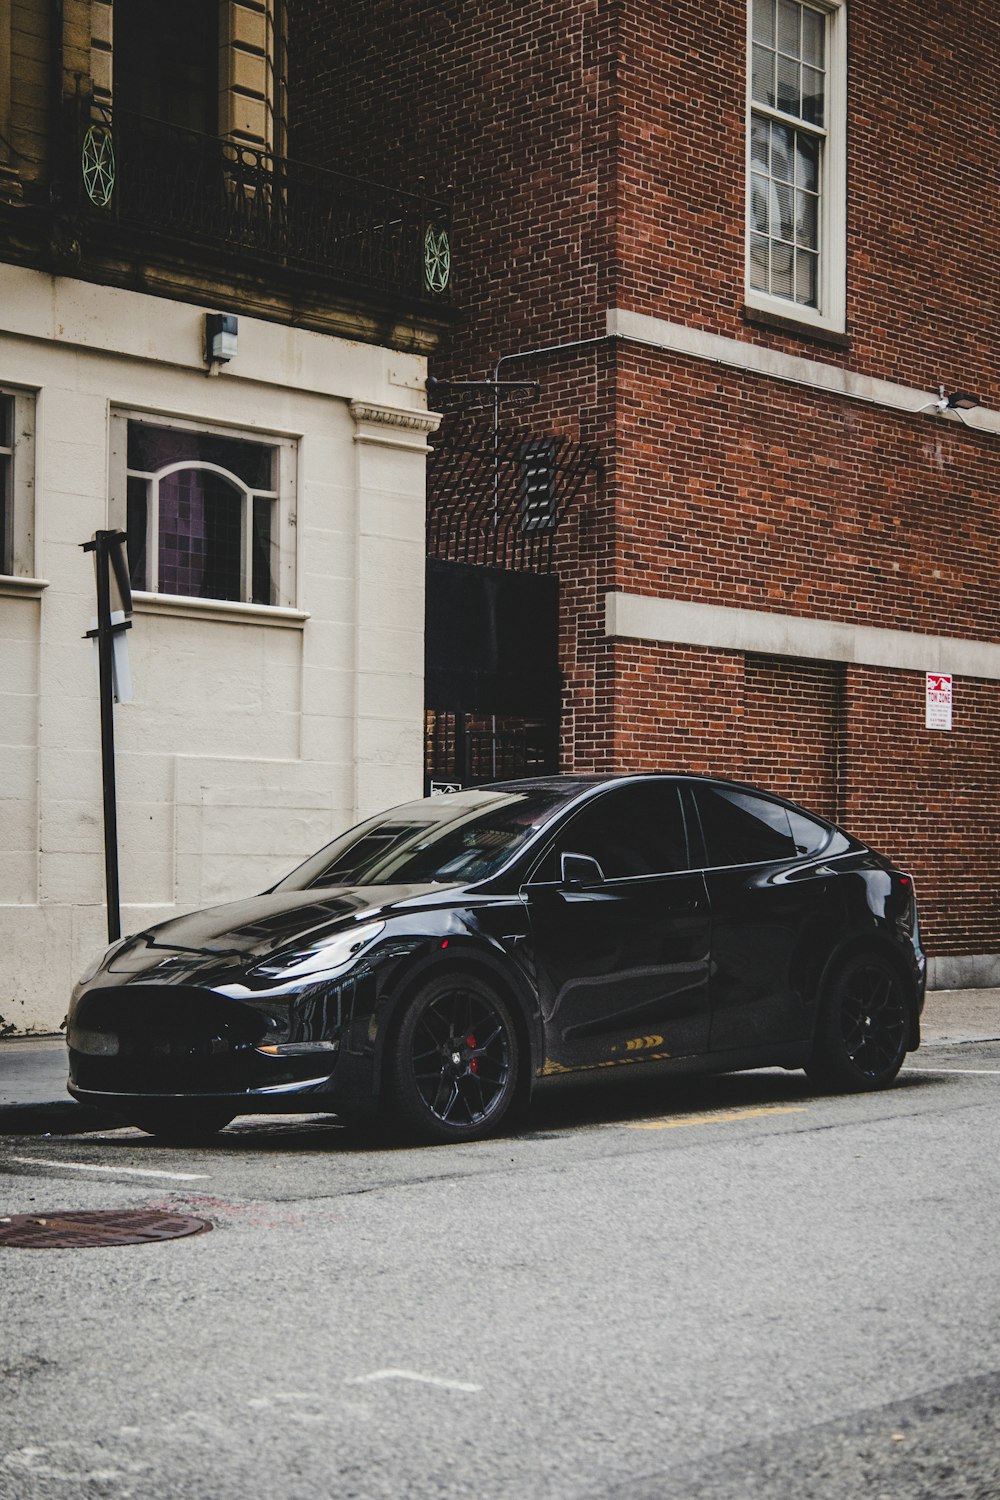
[[65, 978, 380, 1118]]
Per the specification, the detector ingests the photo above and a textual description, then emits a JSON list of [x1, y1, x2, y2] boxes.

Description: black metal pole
[[84, 532, 122, 943]]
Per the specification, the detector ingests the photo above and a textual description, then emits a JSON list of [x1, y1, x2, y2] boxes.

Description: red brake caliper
[[466, 1033, 478, 1073]]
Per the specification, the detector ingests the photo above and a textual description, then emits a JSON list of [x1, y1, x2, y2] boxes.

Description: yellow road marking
[[625, 1105, 807, 1131]]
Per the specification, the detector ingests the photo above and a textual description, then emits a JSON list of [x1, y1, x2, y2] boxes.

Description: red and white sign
[[925, 672, 953, 730]]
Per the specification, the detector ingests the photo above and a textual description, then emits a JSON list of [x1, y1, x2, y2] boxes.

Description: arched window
[[117, 416, 291, 606]]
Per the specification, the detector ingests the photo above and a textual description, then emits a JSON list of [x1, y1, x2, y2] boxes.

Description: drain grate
[[0, 1209, 213, 1248]]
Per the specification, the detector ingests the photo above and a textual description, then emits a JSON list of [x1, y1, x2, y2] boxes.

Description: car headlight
[[248, 920, 386, 981], [77, 935, 132, 986]]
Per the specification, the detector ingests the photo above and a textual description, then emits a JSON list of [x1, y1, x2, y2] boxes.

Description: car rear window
[[695, 787, 797, 866]]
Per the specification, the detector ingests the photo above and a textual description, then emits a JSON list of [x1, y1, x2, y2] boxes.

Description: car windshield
[[274, 786, 577, 890]]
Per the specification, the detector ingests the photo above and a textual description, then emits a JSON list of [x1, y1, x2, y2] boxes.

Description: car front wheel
[[389, 973, 520, 1143], [806, 952, 911, 1092]]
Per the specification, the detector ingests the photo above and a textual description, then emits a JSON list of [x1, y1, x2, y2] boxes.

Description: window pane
[[771, 241, 794, 296], [801, 66, 824, 126], [750, 117, 770, 169], [795, 248, 818, 305], [128, 423, 274, 489], [752, 0, 775, 45], [777, 0, 800, 56], [252, 495, 276, 605], [751, 174, 770, 233], [549, 783, 690, 880], [801, 6, 824, 66], [751, 44, 775, 108], [776, 53, 800, 115], [696, 788, 796, 866], [750, 234, 770, 290], [0, 393, 11, 573], [158, 468, 243, 601], [795, 189, 818, 247], [795, 132, 819, 190], [770, 122, 795, 182], [773, 180, 794, 239], [0, 453, 11, 575], [126, 474, 149, 590], [788, 808, 831, 855]]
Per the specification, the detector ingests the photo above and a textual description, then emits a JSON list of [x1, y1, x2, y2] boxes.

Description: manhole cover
[[0, 1210, 213, 1249]]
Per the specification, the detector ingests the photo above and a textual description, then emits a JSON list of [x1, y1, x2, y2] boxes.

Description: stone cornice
[[350, 400, 441, 450]]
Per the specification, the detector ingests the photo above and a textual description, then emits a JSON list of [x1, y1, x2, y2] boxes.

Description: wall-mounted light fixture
[[917, 384, 981, 422], [205, 313, 238, 369]]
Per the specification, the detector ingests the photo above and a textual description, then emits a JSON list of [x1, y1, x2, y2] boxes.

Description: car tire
[[805, 952, 911, 1092], [126, 1104, 236, 1143], [389, 972, 520, 1144]]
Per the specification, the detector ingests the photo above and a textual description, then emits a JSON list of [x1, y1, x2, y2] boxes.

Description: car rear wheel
[[389, 973, 520, 1143], [806, 952, 910, 1092], [126, 1104, 236, 1143]]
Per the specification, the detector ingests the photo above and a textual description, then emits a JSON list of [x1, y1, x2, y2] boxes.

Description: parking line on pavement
[[344, 1369, 482, 1393], [625, 1105, 807, 1131], [11, 1156, 209, 1182], [903, 1067, 1000, 1076]]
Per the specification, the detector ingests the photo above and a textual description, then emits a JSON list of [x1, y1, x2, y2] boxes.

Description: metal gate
[[424, 559, 561, 794], [423, 416, 598, 793]]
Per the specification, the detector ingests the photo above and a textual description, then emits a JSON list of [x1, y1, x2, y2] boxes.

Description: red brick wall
[[613, 344, 1000, 641]]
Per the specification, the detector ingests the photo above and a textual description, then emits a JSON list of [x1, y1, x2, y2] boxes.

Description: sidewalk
[[1, 990, 998, 1135]]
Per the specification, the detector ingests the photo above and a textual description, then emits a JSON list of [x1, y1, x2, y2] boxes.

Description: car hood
[[104, 884, 458, 979]]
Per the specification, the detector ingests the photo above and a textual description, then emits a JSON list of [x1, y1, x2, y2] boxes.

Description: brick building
[[291, 0, 1000, 987]]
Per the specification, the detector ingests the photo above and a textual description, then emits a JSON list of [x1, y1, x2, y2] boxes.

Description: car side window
[[694, 787, 796, 867], [788, 808, 831, 856], [534, 783, 690, 882]]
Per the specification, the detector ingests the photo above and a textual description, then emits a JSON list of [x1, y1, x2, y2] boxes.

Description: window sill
[[741, 304, 852, 351], [132, 591, 310, 629], [0, 575, 49, 599]]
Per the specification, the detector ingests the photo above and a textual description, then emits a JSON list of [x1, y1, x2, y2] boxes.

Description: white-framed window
[[109, 411, 297, 607], [746, 0, 846, 331], [0, 386, 35, 578]]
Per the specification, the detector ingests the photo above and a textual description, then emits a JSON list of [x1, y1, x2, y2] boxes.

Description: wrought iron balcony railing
[[73, 106, 452, 303]]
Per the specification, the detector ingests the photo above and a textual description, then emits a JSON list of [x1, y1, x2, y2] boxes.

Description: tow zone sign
[[925, 672, 953, 731]]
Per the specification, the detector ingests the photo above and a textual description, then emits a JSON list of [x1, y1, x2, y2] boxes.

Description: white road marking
[[11, 1156, 209, 1181], [904, 1067, 1000, 1076], [344, 1369, 482, 1393], [626, 1105, 807, 1131]]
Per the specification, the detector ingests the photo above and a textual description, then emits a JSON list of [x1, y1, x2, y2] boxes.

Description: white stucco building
[[0, 2, 451, 1032]]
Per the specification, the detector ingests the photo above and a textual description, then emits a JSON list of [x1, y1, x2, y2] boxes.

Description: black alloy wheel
[[126, 1103, 236, 1143], [390, 973, 520, 1143], [806, 952, 910, 1092]]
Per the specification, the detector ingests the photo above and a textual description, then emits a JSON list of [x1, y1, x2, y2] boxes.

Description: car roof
[[477, 771, 799, 803]]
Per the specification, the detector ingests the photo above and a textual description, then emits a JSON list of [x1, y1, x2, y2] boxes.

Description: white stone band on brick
[[607, 308, 1000, 436], [606, 591, 1000, 682]]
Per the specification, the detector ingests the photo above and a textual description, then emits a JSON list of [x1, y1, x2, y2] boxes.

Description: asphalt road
[[2, 1048, 999, 1500]]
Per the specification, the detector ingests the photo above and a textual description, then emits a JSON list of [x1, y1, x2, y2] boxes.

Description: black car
[[68, 775, 926, 1144]]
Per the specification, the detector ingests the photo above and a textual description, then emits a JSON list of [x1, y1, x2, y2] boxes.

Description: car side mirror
[[560, 851, 605, 886]]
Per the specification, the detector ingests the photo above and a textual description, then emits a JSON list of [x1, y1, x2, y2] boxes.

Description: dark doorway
[[424, 560, 561, 793]]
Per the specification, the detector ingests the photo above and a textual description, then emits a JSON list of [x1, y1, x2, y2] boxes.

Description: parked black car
[[68, 775, 925, 1143]]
